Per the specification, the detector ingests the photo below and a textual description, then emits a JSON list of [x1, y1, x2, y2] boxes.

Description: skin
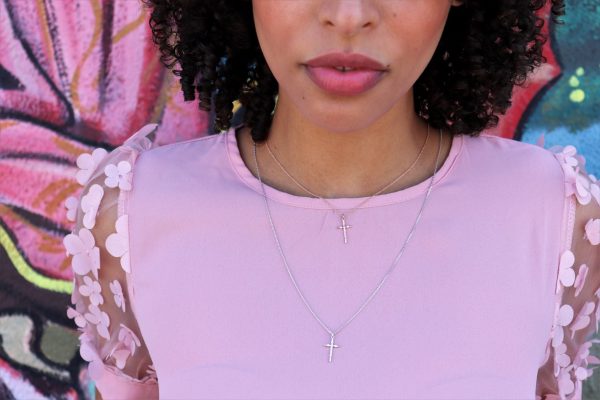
[[237, 0, 464, 199]]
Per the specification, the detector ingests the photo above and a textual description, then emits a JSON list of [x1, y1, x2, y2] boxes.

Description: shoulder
[[470, 133, 562, 171], [461, 133, 567, 195], [136, 129, 225, 166], [83, 124, 231, 186]]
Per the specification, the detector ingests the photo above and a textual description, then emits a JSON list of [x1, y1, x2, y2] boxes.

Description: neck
[[237, 92, 452, 199]]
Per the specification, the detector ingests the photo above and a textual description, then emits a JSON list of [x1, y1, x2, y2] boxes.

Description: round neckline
[[225, 123, 463, 209]]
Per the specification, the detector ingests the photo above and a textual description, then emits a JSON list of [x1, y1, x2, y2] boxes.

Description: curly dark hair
[[142, 0, 566, 143]]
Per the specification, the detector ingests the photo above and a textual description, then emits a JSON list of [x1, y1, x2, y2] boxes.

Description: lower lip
[[305, 66, 385, 96]]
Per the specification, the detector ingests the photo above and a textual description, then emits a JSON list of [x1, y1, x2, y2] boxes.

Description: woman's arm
[[64, 125, 160, 398], [536, 144, 600, 398]]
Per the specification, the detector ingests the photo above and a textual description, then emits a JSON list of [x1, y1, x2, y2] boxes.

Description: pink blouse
[[63, 123, 600, 399]]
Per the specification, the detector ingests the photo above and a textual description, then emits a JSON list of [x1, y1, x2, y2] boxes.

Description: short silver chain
[[264, 124, 430, 219], [252, 127, 444, 362]]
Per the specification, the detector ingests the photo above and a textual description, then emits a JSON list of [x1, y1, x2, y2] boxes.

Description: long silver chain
[[252, 127, 444, 363], [264, 125, 430, 244]]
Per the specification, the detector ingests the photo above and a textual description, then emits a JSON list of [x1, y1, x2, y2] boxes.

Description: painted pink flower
[[110, 280, 126, 313], [584, 218, 600, 246], [80, 184, 104, 229], [63, 228, 100, 278], [76, 148, 109, 185], [79, 276, 104, 306], [106, 214, 130, 273], [0, 0, 207, 394], [84, 304, 111, 340], [104, 161, 132, 191]]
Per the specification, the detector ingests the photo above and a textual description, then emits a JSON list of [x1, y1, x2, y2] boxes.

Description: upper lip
[[304, 52, 387, 71]]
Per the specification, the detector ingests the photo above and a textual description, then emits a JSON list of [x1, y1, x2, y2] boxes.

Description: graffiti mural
[[0, 0, 209, 398], [0, 0, 598, 398]]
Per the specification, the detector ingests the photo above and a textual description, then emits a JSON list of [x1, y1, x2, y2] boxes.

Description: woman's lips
[[304, 66, 385, 96]]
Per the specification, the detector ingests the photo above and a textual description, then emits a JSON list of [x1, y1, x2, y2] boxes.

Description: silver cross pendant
[[323, 333, 340, 363], [337, 214, 352, 244]]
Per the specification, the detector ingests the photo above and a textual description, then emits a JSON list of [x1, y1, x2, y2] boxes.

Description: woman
[[64, 0, 600, 398]]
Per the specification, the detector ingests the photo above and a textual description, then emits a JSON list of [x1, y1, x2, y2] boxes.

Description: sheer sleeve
[[536, 143, 600, 399], [63, 124, 160, 399]]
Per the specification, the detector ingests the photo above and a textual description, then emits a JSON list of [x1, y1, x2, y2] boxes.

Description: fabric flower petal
[[81, 184, 105, 229], [574, 168, 592, 205], [557, 366, 575, 396], [118, 323, 142, 355], [584, 218, 600, 246], [110, 280, 127, 313], [570, 301, 596, 338], [555, 343, 570, 367], [104, 161, 133, 191], [76, 148, 109, 185], [558, 304, 574, 327], [106, 214, 130, 273], [558, 250, 576, 288], [112, 349, 131, 369], [574, 264, 589, 297], [65, 196, 79, 221], [63, 232, 85, 256], [104, 163, 120, 188], [67, 302, 87, 328]]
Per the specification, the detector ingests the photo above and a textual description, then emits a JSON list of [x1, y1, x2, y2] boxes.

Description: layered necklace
[[251, 127, 444, 363], [264, 124, 430, 244]]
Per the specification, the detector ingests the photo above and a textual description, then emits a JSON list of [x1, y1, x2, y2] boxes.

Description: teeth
[[334, 66, 355, 72]]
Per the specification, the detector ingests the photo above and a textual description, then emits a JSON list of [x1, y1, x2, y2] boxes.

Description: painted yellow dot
[[570, 89, 585, 103], [576, 67, 585, 76], [569, 76, 580, 87], [232, 99, 242, 113]]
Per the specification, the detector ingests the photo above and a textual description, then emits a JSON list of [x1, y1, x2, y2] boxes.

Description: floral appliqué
[[550, 144, 600, 207], [63, 228, 100, 279], [584, 218, 600, 246], [104, 160, 133, 191], [65, 124, 160, 390], [106, 214, 131, 273], [65, 196, 79, 222], [110, 280, 127, 313], [79, 275, 104, 306], [545, 144, 600, 399], [76, 148, 109, 185], [80, 184, 105, 229], [109, 324, 142, 369]]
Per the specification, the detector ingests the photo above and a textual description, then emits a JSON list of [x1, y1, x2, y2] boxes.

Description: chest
[[129, 192, 558, 398]]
